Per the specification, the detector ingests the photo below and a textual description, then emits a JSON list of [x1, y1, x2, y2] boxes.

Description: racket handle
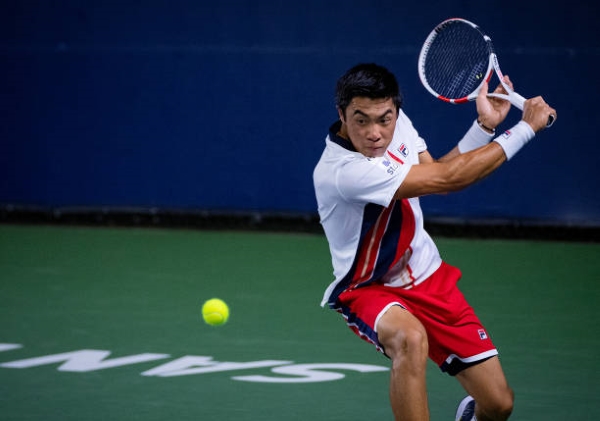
[[489, 91, 555, 128], [509, 91, 526, 110], [486, 91, 525, 109]]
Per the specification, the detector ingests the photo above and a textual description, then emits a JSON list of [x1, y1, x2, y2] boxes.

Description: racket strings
[[423, 22, 491, 99]]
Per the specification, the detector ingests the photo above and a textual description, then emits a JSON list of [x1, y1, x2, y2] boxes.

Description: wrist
[[458, 119, 496, 153], [493, 121, 535, 160], [477, 118, 495, 134]]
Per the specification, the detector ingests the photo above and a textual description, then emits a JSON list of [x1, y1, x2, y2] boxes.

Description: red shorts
[[336, 261, 498, 375]]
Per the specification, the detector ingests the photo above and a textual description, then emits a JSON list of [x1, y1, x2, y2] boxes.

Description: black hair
[[335, 63, 402, 118]]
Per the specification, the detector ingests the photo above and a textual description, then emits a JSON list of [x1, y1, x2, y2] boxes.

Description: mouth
[[368, 146, 385, 157]]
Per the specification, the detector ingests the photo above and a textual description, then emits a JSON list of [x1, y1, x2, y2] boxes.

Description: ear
[[337, 107, 345, 123]]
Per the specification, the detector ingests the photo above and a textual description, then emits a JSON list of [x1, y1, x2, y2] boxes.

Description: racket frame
[[418, 18, 553, 126]]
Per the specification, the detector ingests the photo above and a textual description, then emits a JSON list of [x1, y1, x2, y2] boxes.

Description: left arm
[[420, 77, 513, 164]]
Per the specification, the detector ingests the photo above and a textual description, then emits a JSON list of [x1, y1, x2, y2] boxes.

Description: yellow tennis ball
[[202, 298, 229, 326]]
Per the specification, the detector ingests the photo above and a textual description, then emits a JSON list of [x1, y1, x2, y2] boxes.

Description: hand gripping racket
[[418, 18, 555, 127]]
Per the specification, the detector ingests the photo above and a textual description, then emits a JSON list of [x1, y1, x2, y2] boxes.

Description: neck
[[337, 123, 349, 140]]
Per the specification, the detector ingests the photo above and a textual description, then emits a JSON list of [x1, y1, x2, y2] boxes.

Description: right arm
[[395, 141, 506, 198], [395, 89, 556, 200]]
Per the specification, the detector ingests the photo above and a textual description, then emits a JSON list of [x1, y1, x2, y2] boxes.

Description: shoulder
[[395, 109, 418, 132]]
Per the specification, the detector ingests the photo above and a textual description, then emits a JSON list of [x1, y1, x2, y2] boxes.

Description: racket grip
[[509, 91, 526, 110]]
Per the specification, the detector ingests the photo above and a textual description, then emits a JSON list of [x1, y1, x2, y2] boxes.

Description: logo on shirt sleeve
[[398, 143, 409, 157], [381, 158, 399, 175], [385, 143, 409, 166]]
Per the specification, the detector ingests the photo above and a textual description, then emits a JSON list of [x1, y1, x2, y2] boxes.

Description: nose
[[366, 124, 381, 142]]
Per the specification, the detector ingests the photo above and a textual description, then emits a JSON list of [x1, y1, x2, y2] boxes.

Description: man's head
[[335, 63, 402, 115], [335, 63, 402, 157]]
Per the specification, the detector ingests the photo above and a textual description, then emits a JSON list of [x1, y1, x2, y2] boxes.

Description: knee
[[479, 387, 514, 421], [379, 323, 428, 367]]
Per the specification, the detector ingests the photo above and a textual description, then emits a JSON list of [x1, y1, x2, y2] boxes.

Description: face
[[338, 97, 398, 158]]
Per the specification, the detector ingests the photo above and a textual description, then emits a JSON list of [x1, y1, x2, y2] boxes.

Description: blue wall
[[1, 0, 598, 226]]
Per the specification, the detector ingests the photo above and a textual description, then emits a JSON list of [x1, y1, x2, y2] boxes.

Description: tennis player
[[313, 63, 555, 421]]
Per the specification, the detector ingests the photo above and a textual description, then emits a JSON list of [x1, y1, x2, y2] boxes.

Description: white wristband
[[457, 119, 495, 153], [493, 121, 536, 160]]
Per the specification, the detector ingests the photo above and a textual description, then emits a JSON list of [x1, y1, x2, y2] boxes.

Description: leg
[[377, 305, 430, 421], [455, 356, 514, 421]]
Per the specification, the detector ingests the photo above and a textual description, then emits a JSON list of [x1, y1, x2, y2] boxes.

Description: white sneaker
[[455, 396, 476, 421]]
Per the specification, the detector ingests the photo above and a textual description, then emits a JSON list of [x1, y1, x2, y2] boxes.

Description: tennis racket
[[418, 18, 555, 127]]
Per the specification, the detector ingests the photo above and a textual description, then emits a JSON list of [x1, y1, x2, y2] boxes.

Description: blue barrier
[[1, 1, 598, 226]]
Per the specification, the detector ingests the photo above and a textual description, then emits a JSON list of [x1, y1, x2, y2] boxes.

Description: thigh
[[337, 284, 413, 355], [455, 356, 512, 406]]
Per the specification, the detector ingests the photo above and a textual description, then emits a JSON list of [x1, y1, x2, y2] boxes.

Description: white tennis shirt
[[313, 109, 442, 308]]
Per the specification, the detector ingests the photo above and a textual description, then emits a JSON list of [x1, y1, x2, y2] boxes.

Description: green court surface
[[1, 224, 599, 420]]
